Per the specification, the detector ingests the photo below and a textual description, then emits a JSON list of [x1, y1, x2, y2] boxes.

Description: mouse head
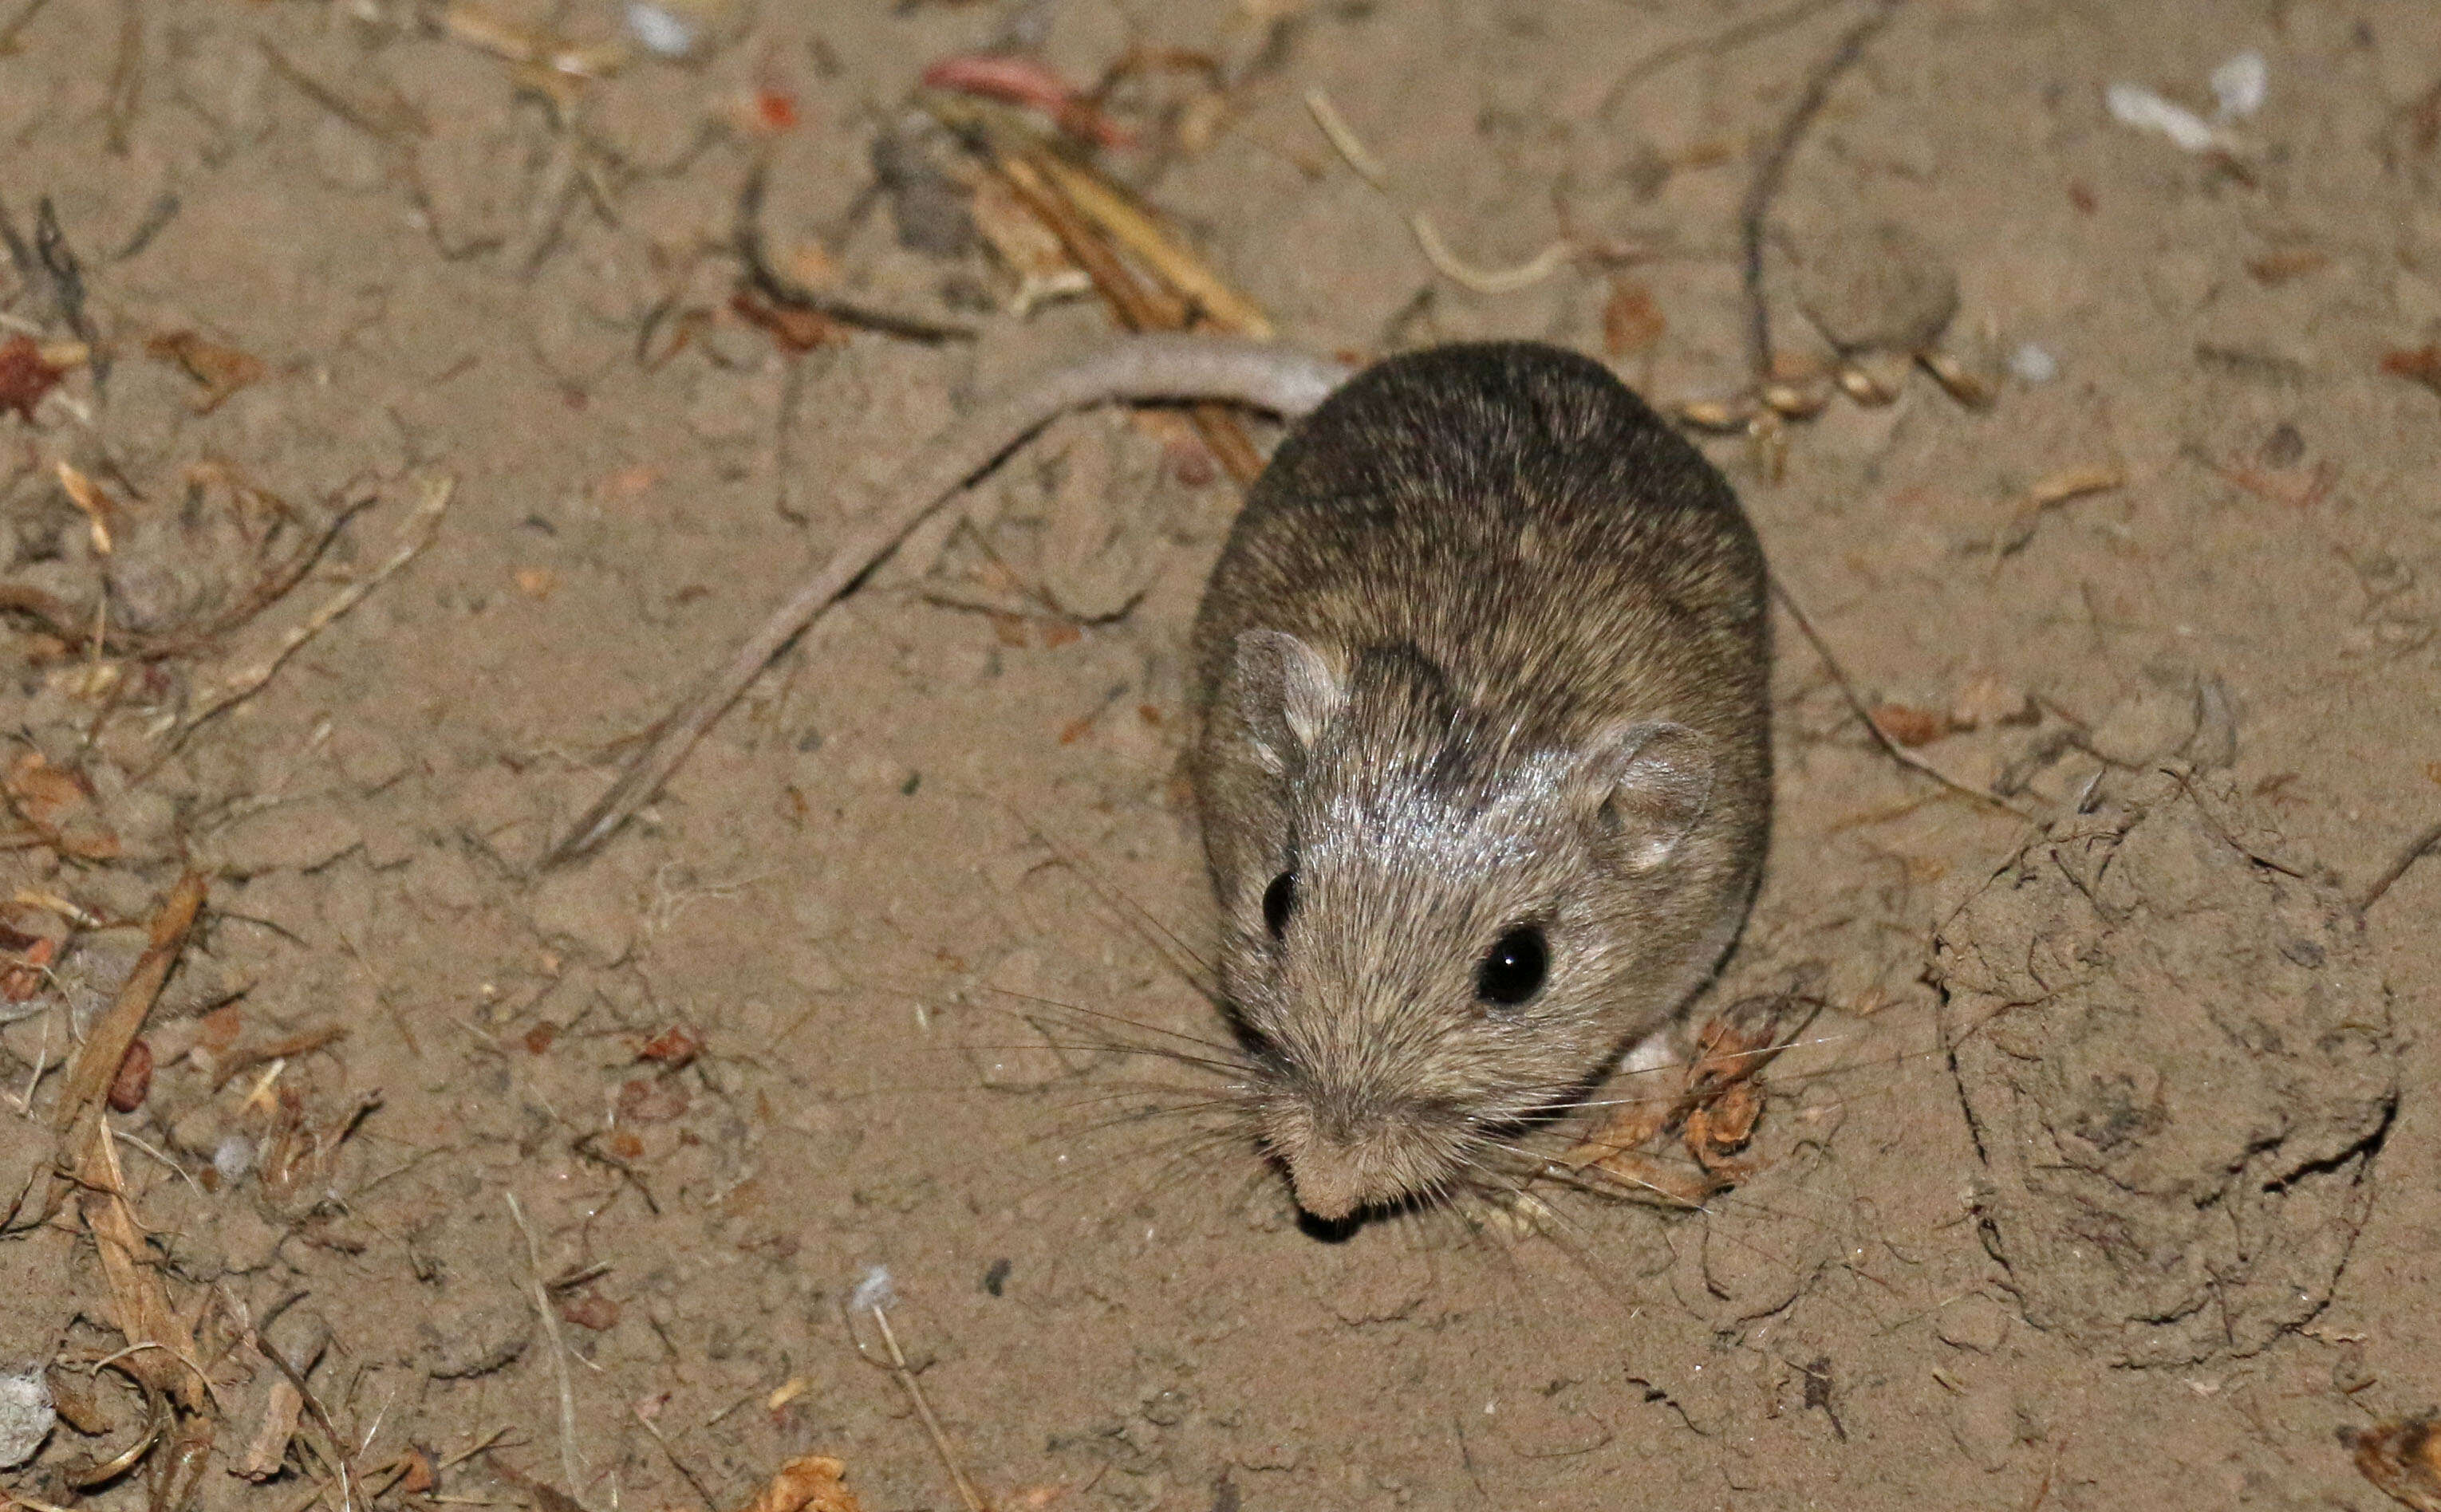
[[1209, 628, 1725, 1223]]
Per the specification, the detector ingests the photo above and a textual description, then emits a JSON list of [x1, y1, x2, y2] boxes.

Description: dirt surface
[[2, 2, 2439, 1509]]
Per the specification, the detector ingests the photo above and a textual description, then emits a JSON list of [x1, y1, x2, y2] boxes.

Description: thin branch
[[1772, 577, 2035, 822], [1738, 0, 1903, 388]]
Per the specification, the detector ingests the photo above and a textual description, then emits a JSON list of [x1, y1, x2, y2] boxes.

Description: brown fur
[[1187, 342, 1770, 1222]]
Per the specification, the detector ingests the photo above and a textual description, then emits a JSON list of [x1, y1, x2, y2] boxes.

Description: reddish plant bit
[[755, 89, 800, 133], [558, 1293, 621, 1331], [637, 1024, 702, 1068], [1868, 702, 1950, 749], [731, 289, 846, 354], [396, 1450, 437, 1498], [523, 1022, 559, 1055], [617, 1076, 689, 1123], [1, 935, 55, 1002], [0, 335, 65, 423], [107, 1037, 153, 1112], [2380, 344, 2441, 398], [2352, 1412, 2441, 1511], [921, 53, 1138, 149]]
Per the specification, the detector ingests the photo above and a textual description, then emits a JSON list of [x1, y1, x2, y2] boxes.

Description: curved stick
[[547, 334, 1351, 865]]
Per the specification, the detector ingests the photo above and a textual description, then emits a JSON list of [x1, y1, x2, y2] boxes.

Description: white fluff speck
[[2008, 343, 2058, 384], [2210, 51, 2267, 120], [850, 1264, 897, 1313], [2105, 83, 2220, 153], [625, 2, 696, 57], [214, 1133, 257, 1183]]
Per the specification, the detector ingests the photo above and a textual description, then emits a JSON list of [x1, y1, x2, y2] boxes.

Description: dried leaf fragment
[[736, 1455, 866, 1512], [2246, 247, 2327, 285], [4, 750, 121, 860], [396, 1447, 437, 1496], [54, 460, 116, 553], [2028, 463, 2125, 510], [0, 335, 65, 422], [2381, 345, 2441, 397], [236, 1376, 305, 1480], [2355, 1413, 2441, 1511], [1869, 702, 1950, 748], [146, 329, 267, 414], [1601, 276, 1666, 358], [1558, 991, 1816, 1204], [1, 934, 55, 1002], [637, 1024, 702, 1068]]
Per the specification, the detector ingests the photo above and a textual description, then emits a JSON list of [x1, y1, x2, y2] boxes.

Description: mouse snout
[[1265, 1094, 1453, 1221], [1284, 1144, 1370, 1223]]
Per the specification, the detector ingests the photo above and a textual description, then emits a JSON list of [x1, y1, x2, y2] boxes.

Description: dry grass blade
[[1024, 152, 1274, 338], [504, 1191, 582, 1498], [1406, 214, 1571, 296], [929, 93, 1273, 481], [82, 1121, 216, 1416], [990, 156, 1264, 483]]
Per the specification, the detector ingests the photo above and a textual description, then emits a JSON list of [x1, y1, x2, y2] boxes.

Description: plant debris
[[144, 329, 267, 414], [0, 333, 66, 420], [1555, 992, 1821, 1206], [2354, 1414, 2441, 1512]]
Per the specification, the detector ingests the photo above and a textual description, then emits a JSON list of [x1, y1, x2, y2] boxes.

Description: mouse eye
[[1474, 925, 1548, 1007], [1261, 870, 1296, 938]]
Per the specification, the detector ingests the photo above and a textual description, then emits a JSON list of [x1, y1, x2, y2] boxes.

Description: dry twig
[[1772, 578, 2034, 821], [174, 474, 452, 746], [849, 1296, 984, 1512], [1738, 0, 1904, 392], [735, 160, 977, 345], [2358, 817, 2441, 913]]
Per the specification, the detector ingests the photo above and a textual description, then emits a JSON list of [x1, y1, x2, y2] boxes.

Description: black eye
[[1262, 870, 1295, 938], [1474, 925, 1547, 1006]]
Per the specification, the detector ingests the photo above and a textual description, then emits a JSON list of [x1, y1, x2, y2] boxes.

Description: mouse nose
[[1287, 1152, 1367, 1223]]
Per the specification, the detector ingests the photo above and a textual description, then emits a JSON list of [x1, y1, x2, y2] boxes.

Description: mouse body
[[1187, 341, 1771, 1222], [555, 332, 1769, 1227]]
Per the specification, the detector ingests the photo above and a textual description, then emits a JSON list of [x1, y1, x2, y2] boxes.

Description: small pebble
[[625, 2, 694, 57], [0, 1364, 53, 1470], [2211, 51, 2267, 120], [2008, 343, 2058, 384]]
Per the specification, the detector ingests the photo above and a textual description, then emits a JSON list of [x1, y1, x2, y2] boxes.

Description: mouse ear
[[1579, 721, 1713, 872], [1228, 629, 1347, 773]]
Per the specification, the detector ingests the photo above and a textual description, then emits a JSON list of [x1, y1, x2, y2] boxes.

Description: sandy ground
[[1, 1, 2438, 1509]]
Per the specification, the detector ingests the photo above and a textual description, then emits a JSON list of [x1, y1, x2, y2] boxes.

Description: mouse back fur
[[1187, 341, 1769, 1222]]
